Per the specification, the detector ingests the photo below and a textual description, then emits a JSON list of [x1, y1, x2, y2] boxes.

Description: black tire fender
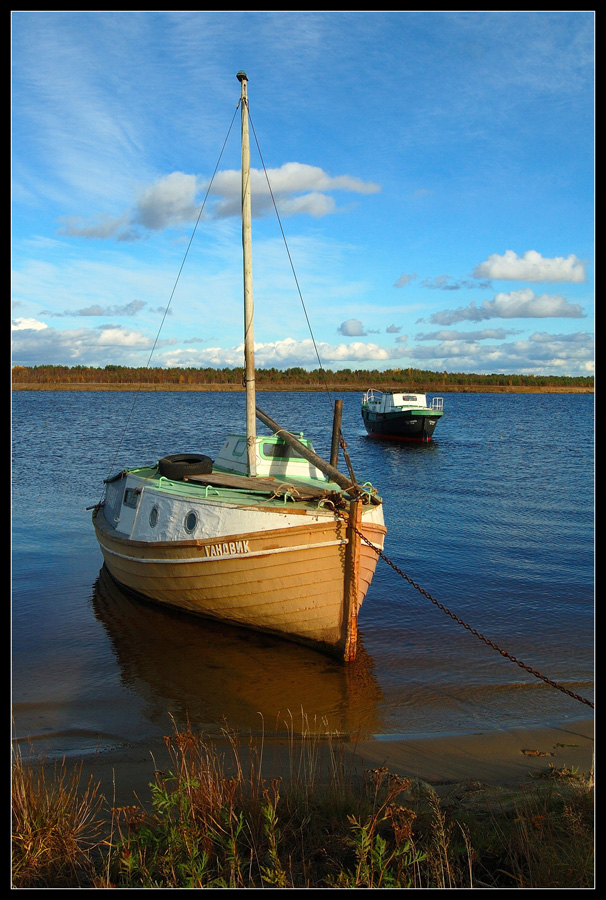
[[158, 453, 213, 480]]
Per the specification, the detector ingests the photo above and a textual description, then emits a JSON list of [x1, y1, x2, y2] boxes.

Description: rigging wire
[[248, 112, 336, 414], [101, 102, 241, 487], [101, 98, 341, 496], [248, 112, 361, 484]]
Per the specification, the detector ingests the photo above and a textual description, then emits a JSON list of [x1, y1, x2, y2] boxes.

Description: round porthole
[[184, 511, 198, 534], [149, 506, 159, 528]]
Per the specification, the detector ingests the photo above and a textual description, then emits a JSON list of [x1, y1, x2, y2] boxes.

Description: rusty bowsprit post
[[342, 498, 362, 661]]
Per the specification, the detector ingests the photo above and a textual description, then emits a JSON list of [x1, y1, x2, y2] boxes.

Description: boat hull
[[93, 505, 386, 660], [362, 408, 443, 442]]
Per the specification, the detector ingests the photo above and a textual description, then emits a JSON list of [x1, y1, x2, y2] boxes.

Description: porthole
[[184, 511, 198, 534], [149, 506, 159, 528]]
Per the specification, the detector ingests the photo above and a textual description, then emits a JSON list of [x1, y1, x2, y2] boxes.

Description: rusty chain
[[343, 509, 594, 710]]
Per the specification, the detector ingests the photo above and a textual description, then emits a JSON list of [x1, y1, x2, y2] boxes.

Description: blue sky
[[11, 10, 594, 376]]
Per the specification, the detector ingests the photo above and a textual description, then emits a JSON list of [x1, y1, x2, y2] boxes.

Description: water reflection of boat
[[91, 566, 384, 738]]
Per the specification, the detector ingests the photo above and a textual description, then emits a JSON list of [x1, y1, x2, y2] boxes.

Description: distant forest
[[12, 364, 594, 391]]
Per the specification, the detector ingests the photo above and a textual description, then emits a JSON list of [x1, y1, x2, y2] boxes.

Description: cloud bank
[[58, 164, 381, 240], [426, 289, 586, 325]]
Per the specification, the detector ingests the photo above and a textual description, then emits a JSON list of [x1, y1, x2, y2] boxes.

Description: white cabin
[[214, 433, 328, 481], [362, 389, 443, 414]]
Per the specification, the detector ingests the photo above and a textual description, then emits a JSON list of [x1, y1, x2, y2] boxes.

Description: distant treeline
[[11, 364, 594, 390]]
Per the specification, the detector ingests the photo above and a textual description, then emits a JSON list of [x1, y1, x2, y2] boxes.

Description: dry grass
[[11, 744, 105, 887], [12, 722, 594, 889]]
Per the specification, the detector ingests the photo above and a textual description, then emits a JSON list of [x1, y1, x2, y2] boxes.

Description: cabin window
[[184, 511, 198, 534], [149, 506, 159, 528], [232, 439, 247, 458], [261, 441, 302, 459], [123, 488, 140, 509]]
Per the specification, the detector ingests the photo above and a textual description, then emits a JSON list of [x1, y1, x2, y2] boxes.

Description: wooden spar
[[255, 404, 379, 503], [256, 404, 354, 490], [330, 399, 343, 468], [238, 71, 257, 477]]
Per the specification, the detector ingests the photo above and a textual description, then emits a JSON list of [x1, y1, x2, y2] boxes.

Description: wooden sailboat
[[92, 72, 386, 661]]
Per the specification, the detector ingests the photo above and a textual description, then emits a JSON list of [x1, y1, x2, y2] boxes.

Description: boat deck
[[128, 465, 350, 510], [185, 471, 335, 500]]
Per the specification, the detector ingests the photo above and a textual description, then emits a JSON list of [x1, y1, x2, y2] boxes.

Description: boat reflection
[[365, 435, 440, 452], [91, 566, 384, 739]]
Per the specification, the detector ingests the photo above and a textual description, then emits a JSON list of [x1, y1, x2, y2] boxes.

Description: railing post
[[330, 399, 343, 469]]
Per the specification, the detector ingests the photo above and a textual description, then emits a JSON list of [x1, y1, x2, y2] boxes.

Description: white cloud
[[528, 330, 593, 344], [402, 331, 594, 375], [394, 273, 417, 288], [427, 289, 586, 325], [135, 172, 199, 230], [11, 323, 406, 369], [338, 318, 366, 336], [11, 323, 153, 365], [240, 162, 379, 197], [416, 327, 519, 341], [12, 317, 49, 331], [57, 212, 131, 240], [473, 250, 587, 283], [49, 300, 147, 317], [421, 275, 493, 291], [209, 163, 379, 219], [318, 341, 401, 363], [59, 163, 380, 240], [163, 337, 404, 368], [275, 192, 336, 218]]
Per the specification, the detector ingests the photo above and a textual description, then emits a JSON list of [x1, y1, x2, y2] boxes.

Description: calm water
[[11, 390, 594, 759]]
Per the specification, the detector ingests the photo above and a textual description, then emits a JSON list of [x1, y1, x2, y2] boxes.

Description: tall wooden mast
[[237, 71, 257, 477]]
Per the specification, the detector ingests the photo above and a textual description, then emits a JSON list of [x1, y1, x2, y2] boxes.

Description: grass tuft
[[12, 744, 104, 887]]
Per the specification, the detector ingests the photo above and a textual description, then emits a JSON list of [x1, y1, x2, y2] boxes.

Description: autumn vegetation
[[11, 365, 593, 392], [12, 722, 594, 888]]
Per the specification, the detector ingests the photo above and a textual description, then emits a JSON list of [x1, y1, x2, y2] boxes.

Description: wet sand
[[345, 719, 594, 787], [74, 717, 594, 813]]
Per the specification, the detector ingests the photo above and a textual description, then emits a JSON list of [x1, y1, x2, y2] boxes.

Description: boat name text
[[205, 540, 250, 557]]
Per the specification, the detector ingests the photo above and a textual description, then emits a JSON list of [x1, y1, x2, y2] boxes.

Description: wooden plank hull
[[93, 508, 385, 659]]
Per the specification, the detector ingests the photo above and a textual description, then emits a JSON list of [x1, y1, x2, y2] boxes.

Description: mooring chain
[[343, 510, 594, 710]]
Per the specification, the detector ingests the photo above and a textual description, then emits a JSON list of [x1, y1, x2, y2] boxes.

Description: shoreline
[[59, 717, 594, 813], [11, 383, 593, 394], [347, 718, 594, 789]]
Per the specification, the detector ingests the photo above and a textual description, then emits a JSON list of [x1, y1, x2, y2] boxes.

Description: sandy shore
[[74, 717, 594, 813], [345, 719, 594, 787]]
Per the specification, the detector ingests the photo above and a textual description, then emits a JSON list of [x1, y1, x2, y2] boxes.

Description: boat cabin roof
[[363, 389, 427, 410], [214, 432, 328, 482]]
